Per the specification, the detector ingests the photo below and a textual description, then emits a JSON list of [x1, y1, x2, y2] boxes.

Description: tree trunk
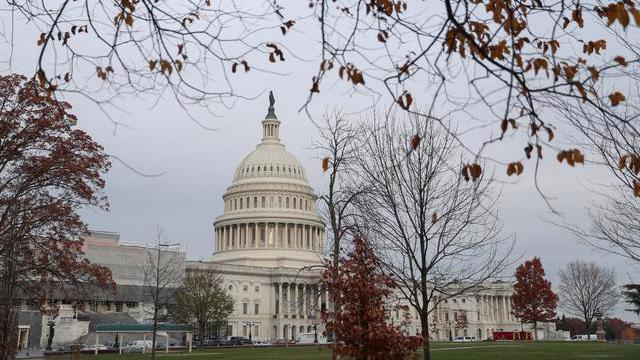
[[421, 315, 431, 360], [533, 321, 537, 341], [198, 324, 204, 351], [151, 309, 158, 360]]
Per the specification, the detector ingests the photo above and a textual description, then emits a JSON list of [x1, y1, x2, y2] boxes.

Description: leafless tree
[[314, 115, 360, 275], [558, 260, 618, 340], [313, 111, 365, 353], [142, 227, 185, 359], [559, 84, 640, 267], [350, 114, 513, 360], [1, 0, 291, 123], [303, 0, 640, 201]]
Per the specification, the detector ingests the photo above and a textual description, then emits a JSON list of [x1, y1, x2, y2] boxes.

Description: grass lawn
[[45, 342, 640, 360]]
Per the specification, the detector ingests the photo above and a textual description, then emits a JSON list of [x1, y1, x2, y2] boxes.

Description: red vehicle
[[492, 331, 532, 341]]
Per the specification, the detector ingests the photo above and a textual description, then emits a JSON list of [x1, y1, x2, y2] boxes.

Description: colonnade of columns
[[272, 282, 328, 319], [271, 281, 328, 340], [478, 294, 515, 323], [215, 222, 324, 252]]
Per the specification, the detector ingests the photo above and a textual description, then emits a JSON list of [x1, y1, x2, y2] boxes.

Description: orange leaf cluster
[[507, 162, 524, 176], [321, 157, 330, 172], [609, 91, 626, 106], [556, 149, 585, 166], [338, 63, 365, 86], [595, 2, 640, 28], [461, 163, 482, 181], [397, 91, 413, 110], [266, 43, 285, 63], [231, 60, 250, 73]]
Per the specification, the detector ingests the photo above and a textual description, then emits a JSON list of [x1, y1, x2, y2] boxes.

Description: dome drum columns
[[215, 222, 324, 253]]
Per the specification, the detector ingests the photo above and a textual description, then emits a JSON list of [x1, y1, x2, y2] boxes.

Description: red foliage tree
[[0, 74, 114, 359], [454, 311, 469, 336], [511, 257, 558, 339], [322, 236, 421, 360]]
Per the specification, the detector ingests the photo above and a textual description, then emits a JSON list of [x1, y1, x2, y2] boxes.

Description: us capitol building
[[188, 95, 328, 342], [15, 95, 558, 349]]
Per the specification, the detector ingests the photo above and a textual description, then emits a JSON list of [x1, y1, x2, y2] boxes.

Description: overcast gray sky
[[1, 1, 638, 321]]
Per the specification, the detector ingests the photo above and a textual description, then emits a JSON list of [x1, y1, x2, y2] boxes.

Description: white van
[[567, 335, 598, 341], [129, 340, 153, 348]]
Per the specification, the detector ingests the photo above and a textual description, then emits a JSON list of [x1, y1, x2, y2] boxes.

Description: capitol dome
[[212, 94, 325, 268]]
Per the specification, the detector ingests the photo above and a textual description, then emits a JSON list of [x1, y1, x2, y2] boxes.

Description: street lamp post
[[313, 324, 318, 344], [248, 322, 254, 342], [45, 320, 56, 351]]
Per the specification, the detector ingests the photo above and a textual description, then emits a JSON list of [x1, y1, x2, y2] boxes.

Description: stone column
[[487, 295, 494, 321], [502, 296, 507, 322], [224, 226, 229, 250], [234, 224, 239, 248], [244, 224, 249, 248], [254, 223, 258, 248], [215, 227, 219, 252], [275, 223, 279, 248], [293, 224, 298, 249], [289, 283, 295, 317], [284, 224, 289, 248], [284, 283, 289, 317], [278, 283, 283, 318], [303, 284, 307, 317]]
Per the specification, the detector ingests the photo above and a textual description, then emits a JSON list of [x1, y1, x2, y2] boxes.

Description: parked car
[[229, 336, 252, 345], [452, 336, 476, 342], [274, 339, 296, 345], [254, 340, 272, 346], [202, 339, 221, 347], [83, 344, 109, 352]]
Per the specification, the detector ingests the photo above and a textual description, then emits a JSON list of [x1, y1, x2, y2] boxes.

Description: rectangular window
[[255, 303, 260, 315], [243, 303, 248, 315], [115, 301, 123, 313]]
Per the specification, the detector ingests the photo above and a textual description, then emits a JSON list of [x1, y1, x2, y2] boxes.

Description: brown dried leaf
[[410, 134, 421, 150], [609, 91, 625, 106], [322, 157, 330, 172]]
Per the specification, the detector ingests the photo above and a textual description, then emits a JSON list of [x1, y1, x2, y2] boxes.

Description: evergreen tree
[[622, 284, 640, 316]]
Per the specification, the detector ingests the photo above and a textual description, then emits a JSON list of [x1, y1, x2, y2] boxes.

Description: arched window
[[234, 198, 237, 210], [270, 196, 274, 208], [246, 197, 250, 208], [293, 198, 297, 209], [261, 196, 266, 208], [240, 198, 243, 209], [278, 196, 282, 208], [305, 200, 308, 211], [285, 197, 289, 208], [254, 197, 258, 208]]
